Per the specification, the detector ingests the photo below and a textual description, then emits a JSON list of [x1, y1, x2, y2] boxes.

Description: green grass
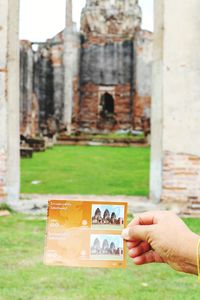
[[0, 214, 200, 300], [21, 146, 150, 196]]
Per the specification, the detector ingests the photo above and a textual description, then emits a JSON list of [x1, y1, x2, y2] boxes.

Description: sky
[[19, 0, 154, 42]]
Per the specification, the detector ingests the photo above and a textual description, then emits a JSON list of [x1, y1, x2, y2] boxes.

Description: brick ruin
[[20, 33, 66, 137], [19, 0, 153, 136], [2, 0, 200, 216]]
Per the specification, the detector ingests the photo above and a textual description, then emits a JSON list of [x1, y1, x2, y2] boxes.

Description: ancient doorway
[[98, 87, 115, 119], [100, 92, 115, 118], [97, 87, 116, 130]]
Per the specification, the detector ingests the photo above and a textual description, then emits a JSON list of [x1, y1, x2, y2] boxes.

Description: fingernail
[[122, 228, 129, 239]]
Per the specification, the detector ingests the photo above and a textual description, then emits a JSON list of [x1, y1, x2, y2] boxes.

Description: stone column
[[150, 0, 164, 202], [64, 0, 74, 134], [151, 0, 200, 213], [0, 0, 20, 202], [20, 41, 34, 136]]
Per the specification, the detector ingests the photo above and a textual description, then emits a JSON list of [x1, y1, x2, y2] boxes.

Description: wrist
[[180, 232, 199, 275]]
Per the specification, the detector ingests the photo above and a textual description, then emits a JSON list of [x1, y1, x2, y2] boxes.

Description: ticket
[[44, 200, 128, 268]]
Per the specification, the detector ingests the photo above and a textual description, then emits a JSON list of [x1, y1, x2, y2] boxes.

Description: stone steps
[[57, 134, 147, 147]]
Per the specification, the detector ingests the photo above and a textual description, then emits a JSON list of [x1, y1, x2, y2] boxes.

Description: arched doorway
[[100, 92, 115, 119]]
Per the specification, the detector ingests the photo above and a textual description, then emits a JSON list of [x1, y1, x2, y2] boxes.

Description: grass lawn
[[0, 214, 200, 300], [21, 146, 150, 196]]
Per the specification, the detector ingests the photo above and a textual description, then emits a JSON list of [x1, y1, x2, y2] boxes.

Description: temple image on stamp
[[90, 234, 124, 261], [91, 204, 125, 230]]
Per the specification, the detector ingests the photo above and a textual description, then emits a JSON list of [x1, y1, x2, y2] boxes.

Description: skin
[[122, 211, 199, 275]]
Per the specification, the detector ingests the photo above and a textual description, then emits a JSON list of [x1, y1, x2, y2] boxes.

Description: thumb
[[122, 225, 154, 241]]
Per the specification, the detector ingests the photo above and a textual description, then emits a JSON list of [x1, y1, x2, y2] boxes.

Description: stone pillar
[[64, 0, 74, 134], [20, 41, 34, 136], [0, 0, 20, 202], [150, 0, 164, 202], [151, 0, 200, 213]]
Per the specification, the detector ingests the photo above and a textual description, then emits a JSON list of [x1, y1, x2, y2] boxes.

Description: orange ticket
[[44, 200, 128, 269]]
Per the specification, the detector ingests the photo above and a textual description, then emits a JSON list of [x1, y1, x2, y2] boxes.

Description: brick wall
[[78, 83, 133, 132], [82, 34, 133, 46], [79, 83, 99, 131], [133, 93, 151, 129], [115, 84, 133, 130], [162, 151, 200, 215]]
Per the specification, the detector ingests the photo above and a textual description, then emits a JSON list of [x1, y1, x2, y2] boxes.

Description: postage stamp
[[90, 234, 124, 261], [44, 200, 127, 268], [91, 204, 125, 230]]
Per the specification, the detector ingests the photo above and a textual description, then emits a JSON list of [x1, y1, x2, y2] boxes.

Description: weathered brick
[[162, 152, 200, 215]]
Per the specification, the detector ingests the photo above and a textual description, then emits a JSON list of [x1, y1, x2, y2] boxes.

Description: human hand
[[122, 211, 199, 275]]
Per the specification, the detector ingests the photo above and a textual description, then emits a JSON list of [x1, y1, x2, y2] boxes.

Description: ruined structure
[[78, 0, 142, 132], [20, 30, 78, 136], [20, 40, 40, 137], [2, 0, 200, 216], [77, 0, 152, 132], [19, 0, 153, 135]]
